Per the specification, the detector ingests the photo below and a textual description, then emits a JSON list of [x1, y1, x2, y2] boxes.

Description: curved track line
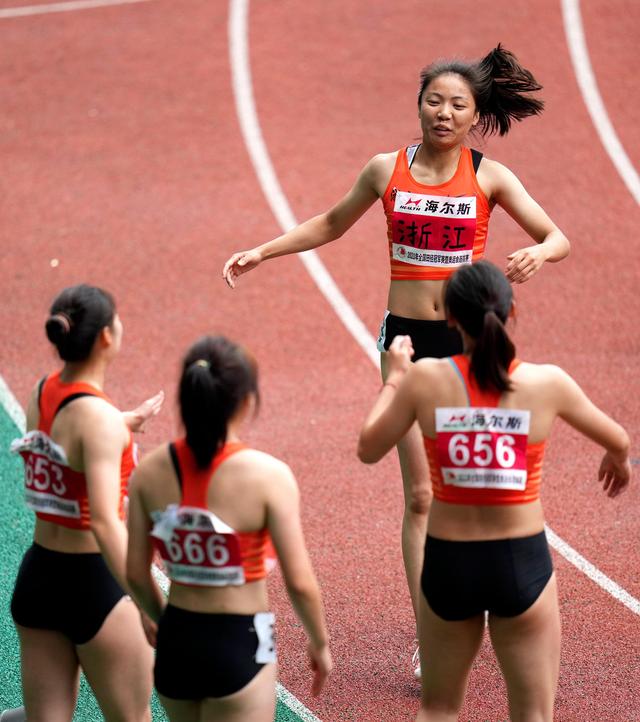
[[0, 0, 152, 20], [228, 0, 378, 368], [561, 0, 640, 205], [545, 527, 640, 615], [229, 0, 640, 617]]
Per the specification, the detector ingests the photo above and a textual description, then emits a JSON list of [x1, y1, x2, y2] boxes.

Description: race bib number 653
[[436, 407, 530, 491]]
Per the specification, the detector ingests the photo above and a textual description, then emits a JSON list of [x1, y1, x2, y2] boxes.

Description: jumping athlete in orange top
[[357, 261, 630, 721], [126, 336, 332, 722], [223, 45, 570, 675], [10, 284, 164, 721]]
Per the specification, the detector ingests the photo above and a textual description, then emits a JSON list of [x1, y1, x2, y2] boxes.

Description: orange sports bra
[[382, 145, 491, 281], [424, 355, 545, 505], [11, 371, 135, 530], [150, 439, 274, 587]]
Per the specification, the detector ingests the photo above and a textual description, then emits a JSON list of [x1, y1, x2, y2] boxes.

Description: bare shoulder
[[513, 361, 567, 380], [476, 156, 512, 178], [363, 151, 400, 192], [223, 448, 296, 489], [367, 150, 399, 168], [68, 395, 127, 438], [476, 157, 525, 200], [511, 361, 573, 397]]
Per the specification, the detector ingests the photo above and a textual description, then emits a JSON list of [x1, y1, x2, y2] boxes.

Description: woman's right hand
[[308, 642, 333, 696], [598, 451, 631, 498], [222, 249, 263, 288]]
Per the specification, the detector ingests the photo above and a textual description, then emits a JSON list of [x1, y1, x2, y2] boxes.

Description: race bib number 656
[[436, 407, 530, 491]]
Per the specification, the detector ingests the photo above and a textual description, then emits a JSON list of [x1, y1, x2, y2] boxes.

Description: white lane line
[[546, 526, 640, 616], [561, 0, 640, 205], [0, 0, 151, 19], [229, 8, 331, 717], [0, 376, 26, 433], [275, 685, 321, 722], [228, 0, 379, 369], [229, 0, 640, 617]]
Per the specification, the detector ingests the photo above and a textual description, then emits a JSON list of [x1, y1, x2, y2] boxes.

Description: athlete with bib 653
[[10, 284, 164, 721]]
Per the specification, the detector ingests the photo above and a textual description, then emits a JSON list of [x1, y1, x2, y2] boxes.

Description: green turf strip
[[0, 402, 306, 721]]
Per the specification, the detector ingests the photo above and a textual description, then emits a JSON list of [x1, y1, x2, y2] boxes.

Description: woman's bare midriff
[[387, 278, 448, 320], [427, 498, 546, 541], [34, 518, 101, 553], [168, 577, 270, 615]]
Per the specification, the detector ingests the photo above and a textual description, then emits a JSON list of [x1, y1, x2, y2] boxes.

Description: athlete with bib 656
[[357, 261, 630, 721]]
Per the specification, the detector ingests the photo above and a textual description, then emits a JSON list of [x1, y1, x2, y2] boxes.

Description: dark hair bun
[[46, 285, 116, 362], [45, 314, 71, 344]]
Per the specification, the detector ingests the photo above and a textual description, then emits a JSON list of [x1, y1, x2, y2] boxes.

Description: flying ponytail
[[418, 44, 544, 137], [475, 44, 544, 136]]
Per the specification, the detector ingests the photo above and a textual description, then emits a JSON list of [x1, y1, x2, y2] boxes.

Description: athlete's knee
[[508, 698, 554, 722], [420, 698, 460, 721], [509, 711, 551, 722]]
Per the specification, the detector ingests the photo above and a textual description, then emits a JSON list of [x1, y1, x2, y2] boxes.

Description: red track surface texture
[[1, 1, 639, 720]]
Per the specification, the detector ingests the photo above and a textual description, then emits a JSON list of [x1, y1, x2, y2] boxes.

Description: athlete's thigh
[[201, 663, 277, 722], [418, 595, 485, 711], [77, 596, 153, 721], [488, 573, 561, 717], [17, 625, 80, 722], [157, 697, 200, 722]]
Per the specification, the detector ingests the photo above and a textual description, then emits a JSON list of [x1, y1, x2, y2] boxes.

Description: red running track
[[1, 0, 639, 719]]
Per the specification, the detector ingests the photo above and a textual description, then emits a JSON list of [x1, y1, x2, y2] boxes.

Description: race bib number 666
[[436, 407, 530, 491]]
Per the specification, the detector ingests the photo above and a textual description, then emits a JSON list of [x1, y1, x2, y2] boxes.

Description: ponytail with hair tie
[[180, 336, 258, 469], [445, 261, 515, 393]]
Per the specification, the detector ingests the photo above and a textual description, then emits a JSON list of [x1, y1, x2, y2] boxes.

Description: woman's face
[[419, 73, 479, 148]]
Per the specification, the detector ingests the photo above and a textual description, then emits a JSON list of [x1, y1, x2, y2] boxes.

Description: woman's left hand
[[124, 390, 165, 433], [505, 244, 548, 284]]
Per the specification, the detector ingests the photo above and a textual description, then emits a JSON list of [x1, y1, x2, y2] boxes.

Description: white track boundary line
[[545, 527, 640, 615], [228, 0, 378, 369], [0, 376, 26, 432], [229, 0, 640, 620], [561, 0, 640, 205], [0, 0, 151, 20]]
